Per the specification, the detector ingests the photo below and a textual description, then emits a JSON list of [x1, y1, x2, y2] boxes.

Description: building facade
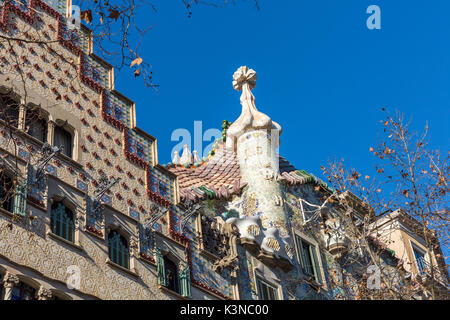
[[0, 0, 448, 300]]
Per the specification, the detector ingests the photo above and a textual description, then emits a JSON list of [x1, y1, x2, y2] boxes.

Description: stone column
[[2, 273, 19, 300], [18, 102, 26, 131], [47, 120, 56, 145], [37, 286, 53, 300]]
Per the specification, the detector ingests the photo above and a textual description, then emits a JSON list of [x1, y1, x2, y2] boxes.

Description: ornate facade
[[0, 0, 448, 300]]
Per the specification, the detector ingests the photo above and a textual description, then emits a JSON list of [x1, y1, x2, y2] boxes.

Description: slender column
[[18, 102, 26, 131], [2, 273, 19, 300], [47, 120, 56, 145]]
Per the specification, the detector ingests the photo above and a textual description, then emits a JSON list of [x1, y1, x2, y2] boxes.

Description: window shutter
[[156, 249, 166, 286], [309, 245, 322, 283], [179, 264, 191, 298], [13, 182, 27, 216], [296, 237, 308, 274]]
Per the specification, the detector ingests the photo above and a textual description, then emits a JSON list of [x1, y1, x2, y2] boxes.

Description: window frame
[[0, 93, 20, 129], [53, 125, 73, 158], [410, 241, 428, 275], [294, 233, 324, 285], [50, 201, 75, 243], [156, 248, 191, 298], [11, 281, 37, 301], [108, 229, 130, 269], [0, 174, 15, 213], [25, 106, 48, 143], [163, 255, 180, 294], [255, 277, 279, 300]]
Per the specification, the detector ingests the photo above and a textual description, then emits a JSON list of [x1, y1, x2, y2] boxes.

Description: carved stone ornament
[[201, 215, 231, 260], [226, 66, 282, 151], [129, 236, 139, 256], [213, 253, 238, 273], [37, 286, 53, 300], [3, 272, 19, 288]]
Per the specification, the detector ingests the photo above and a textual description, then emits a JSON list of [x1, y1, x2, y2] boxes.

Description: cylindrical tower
[[226, 66, 288, 237]]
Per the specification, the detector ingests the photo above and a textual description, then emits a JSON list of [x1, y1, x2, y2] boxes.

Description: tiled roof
[[167, 143, 331, 202]]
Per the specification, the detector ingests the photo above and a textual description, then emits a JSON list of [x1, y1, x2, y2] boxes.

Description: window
[[108, 230, 130, 269], [256, 278, 278, 300], [164, 256, 180, 294], [413, 245, 426, 275], [296, 236, 322, 283], [0, 94, 20, 128], [54, 125, 72, 158], [156, 250, 191, 297], [11, 282, 37, 300], [50, 201, 75, 242], [25, 108, 47, 142], [0, 175, 14, 212]]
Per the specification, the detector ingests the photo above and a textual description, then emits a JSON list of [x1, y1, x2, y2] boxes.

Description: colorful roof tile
[[167, 141, 331, 202]]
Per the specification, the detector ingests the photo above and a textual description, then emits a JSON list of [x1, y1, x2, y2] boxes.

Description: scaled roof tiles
[[167, 143, 331, 203]]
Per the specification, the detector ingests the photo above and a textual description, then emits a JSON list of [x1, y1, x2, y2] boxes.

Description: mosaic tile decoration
[[148, 167, 174, 203], [46, 0, 66, 14], [18, 148, 29, 159], [85, 55, 109, 89], [139, 224, 154, 256], [76, 179, 88, 192], [190, 239, 233, 298], [105, 92, 133, 128], [86, 199, 102, 231], [78, 28, 90, 54], [45, 164, 56, 176], [101, 194, 112, 206], [10, 0, 30, 11], [235, 245, 256, 300], [127, 129, 153, 164], [60, 22, 81, 48], [171, 210, 180, 233], [129, 208, 139, 220]]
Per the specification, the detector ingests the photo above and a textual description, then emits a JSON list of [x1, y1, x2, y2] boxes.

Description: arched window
[[54, 125, 72, 158], [25, 107, 47, 142], [11, 282, 37, 300], [0, 175, 14, 212], [50, 201, 75, 242], [108, 230, 130, 269], [0, 94, 20, 128]]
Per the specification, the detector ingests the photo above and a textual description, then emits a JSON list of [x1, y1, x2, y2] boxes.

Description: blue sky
[[114, 0, 449, 176]]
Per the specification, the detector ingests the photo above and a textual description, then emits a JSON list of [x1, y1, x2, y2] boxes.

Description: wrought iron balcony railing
[[415, 256, 449, 287]]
